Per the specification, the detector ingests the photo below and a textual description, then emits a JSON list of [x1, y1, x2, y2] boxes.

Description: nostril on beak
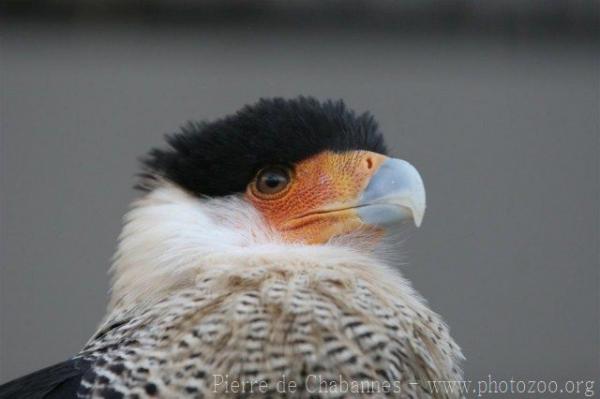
[[366, 157, 373, 170]]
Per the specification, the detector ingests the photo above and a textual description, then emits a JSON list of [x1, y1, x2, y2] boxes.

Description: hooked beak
[[357, 158, 426, 228]]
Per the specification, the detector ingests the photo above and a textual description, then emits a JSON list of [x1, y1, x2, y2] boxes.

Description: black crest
[[142, 97, 387, 197]]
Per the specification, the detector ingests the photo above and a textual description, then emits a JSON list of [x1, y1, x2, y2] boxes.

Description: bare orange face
[[246, 150, 393, 244]]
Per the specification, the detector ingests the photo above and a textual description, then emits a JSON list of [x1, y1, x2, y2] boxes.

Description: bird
[[0, 97, 463, 398]]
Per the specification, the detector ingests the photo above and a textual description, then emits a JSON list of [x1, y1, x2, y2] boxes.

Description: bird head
[[110, 97, 425, 308], [140, 97, 425, 247]]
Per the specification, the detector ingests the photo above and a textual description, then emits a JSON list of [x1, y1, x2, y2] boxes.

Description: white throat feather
[[108, 183, 419, 314]]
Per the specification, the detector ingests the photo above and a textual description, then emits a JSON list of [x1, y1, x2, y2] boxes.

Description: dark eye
[[255, 166, 291, 195]]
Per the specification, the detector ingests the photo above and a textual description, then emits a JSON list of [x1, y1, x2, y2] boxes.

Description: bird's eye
[[254, 166, 291, 196]]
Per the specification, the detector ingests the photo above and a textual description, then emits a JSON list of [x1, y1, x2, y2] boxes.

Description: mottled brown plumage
[[81, 250, 463, 398]]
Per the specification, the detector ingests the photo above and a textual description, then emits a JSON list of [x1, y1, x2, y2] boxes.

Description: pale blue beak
[[357, 158, 426, 227]]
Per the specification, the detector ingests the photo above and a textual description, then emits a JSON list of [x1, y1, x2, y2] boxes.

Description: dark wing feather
[[0, 358, 91, 399]]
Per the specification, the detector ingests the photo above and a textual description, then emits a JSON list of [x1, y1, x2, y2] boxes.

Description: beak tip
[[411, 192, 426, 228], [413, 208, 425, 228]]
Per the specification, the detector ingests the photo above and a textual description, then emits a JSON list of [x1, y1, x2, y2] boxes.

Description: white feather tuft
[[109, 183, 415, 313]]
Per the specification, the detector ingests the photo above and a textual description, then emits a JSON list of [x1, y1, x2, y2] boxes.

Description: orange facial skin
[[246, 150, 388, 244]]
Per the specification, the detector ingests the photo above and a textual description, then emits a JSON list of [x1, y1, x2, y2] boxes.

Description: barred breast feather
[[78, 255, 463, 399]]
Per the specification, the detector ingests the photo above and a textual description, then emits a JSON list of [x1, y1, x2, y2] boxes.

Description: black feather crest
[[141, 96, 387, 197]]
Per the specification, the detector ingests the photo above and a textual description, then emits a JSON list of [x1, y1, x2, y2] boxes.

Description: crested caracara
[[0, 97, 463, 399]]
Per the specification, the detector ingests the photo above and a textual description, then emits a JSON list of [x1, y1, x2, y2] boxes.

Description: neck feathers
[[108, 184, 412, 313]]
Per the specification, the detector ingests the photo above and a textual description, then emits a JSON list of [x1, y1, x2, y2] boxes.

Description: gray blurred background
[[1, 0, 598, 394]]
